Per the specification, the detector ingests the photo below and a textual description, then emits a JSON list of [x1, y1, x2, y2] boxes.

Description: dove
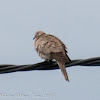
[[33, 31, 71, 81]]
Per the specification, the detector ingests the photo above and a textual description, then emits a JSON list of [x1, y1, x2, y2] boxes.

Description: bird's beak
[[33, 36, 35, 40]]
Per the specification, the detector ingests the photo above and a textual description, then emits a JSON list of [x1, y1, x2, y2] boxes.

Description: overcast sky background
[[0, 0, 100, 100]]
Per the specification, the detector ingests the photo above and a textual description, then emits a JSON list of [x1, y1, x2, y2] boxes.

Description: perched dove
[[33, 31, 71, 81]]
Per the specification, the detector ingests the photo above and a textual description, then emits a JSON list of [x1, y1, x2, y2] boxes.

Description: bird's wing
[[41, 34, 67, 54], [48, 34, 68, 53], [35, 34, 68, 55]]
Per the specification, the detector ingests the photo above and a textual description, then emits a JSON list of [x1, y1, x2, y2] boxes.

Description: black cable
[[0, 57, 100, 74]]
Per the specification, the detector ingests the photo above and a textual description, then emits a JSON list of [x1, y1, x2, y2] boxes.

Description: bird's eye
[[37, 32, 39, 34]]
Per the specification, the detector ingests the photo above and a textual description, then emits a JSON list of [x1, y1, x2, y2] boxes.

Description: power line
[[0, 57, 100, 74]]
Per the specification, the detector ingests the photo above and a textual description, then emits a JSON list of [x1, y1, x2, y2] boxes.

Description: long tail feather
[[57, 61, 69, 81]]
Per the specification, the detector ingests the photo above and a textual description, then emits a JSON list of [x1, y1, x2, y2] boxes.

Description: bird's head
[[33, 31, 45, 40]]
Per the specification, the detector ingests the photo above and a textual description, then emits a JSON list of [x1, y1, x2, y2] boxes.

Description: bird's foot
[[44, 60, 53, 63]]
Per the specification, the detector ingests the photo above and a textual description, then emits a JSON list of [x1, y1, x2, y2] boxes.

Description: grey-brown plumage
[[34, 31, 71, 81]]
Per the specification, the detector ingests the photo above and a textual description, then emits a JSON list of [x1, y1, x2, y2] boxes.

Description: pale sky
[[0, 0, 100, 100]]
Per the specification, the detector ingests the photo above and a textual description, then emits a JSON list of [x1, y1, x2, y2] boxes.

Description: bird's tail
[[57, 61, 69, 82]]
